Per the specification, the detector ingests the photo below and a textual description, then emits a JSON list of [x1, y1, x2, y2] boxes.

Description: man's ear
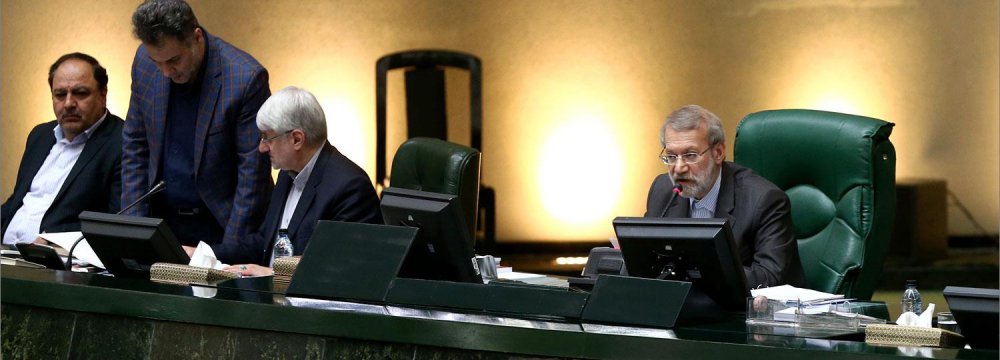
[[292, 129, 306, 150], [713, 142, 726, 164]]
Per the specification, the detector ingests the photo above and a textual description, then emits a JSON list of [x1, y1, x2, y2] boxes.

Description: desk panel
[[1, 266, 995, 359]]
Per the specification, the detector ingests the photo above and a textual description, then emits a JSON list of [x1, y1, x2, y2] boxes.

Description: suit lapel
[[264, 174, 294, 246], [193, 34, 222, 175], [285, 145, 330, 240], [664, 194, 690, 218], [716, 162, 736, 218], [149, 69, 169, 185], [20, 125, 57, 193], [51, 116, 112, 204]]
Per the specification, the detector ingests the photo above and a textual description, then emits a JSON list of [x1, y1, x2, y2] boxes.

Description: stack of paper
[[750, 284, 846, 304]]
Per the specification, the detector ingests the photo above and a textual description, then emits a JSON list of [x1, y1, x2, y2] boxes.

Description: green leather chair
[[388, 137, 482, 243], [734, 109, 896, 300]]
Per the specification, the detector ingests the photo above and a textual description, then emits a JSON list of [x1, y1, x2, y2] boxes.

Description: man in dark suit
[[122, 0, 273, 262], [2, 53, 123, 245], [221, 87, 382, 276], [645, 105, 805, 288]]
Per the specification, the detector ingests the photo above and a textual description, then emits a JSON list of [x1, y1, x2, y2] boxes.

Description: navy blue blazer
[[122, 30, 273, 258], [645, 161, 805, 288], [2, 113, 124, 235], [220, 143, 383, 265]]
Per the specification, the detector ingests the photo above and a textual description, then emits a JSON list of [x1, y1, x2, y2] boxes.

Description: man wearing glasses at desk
[[645, 105, 805, 288]]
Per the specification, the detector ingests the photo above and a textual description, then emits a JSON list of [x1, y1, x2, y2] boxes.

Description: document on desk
[[750, 284, 844, 304], [773, 304, 830, 322], [39, 232, 105, 269]]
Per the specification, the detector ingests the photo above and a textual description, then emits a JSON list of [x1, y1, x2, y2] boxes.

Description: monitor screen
[[943, 286, 999, 350], [380, 187, 479, 283], [79, 211, 190, 279], [613, 217, 749, 311]]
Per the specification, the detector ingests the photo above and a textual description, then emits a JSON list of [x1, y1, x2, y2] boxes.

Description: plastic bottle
[[272, 229, 294, 263], [900, 279, 922, 314]]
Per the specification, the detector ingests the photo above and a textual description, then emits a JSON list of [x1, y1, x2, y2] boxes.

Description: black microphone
[[65, 181, 166, 269], [659, 184, 683, 217]]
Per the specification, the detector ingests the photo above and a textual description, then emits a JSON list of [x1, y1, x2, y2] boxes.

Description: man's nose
[[63, 94, 77, 109], [671, 161, 689, 173], [258, 141, 269, 154], [157, 64, 174, 78]]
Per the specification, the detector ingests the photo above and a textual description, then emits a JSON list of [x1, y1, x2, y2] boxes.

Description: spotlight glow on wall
[[320, 96, 369, 172], [813, 93, 861, 116], [537, 112, 624, 226]]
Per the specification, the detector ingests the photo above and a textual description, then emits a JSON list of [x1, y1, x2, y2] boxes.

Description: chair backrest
[[389, 138, 481, 241], [734, 109, 896, 300]]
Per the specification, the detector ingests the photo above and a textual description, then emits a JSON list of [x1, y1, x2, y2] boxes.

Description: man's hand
[[182, 245, 196, 257], [223, 264, 273, 277]]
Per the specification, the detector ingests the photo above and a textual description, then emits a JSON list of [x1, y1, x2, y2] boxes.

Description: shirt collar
[[53, 110, 108, 143], [690, 170, 723, 211], [288, 146, 323, 187]]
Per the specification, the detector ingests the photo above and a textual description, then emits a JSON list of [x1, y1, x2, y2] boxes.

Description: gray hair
[[132, 0, 199, 45], [659, 105, 725, 148], [256, 86, 328, 146]]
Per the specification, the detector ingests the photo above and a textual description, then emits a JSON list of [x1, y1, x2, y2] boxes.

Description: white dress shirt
[[278, 147, 323, 230], [3, 113, 107, 245]]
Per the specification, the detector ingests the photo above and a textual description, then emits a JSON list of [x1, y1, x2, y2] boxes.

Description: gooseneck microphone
[[659, 184, 683, 217], [65, 181, 166, 269]]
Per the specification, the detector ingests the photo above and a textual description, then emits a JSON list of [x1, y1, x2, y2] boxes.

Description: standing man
[[222, 87, 383, 276], [123, 0, 273, 262], [3, 53, 123, 245], [645, 105, 805, 288]]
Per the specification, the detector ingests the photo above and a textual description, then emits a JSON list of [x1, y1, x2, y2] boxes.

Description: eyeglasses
[[260, 130, 292, 144], [659, 146, 712, 166]]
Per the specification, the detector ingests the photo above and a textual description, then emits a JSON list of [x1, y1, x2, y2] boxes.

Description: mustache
[[59, 111, 81, 120]]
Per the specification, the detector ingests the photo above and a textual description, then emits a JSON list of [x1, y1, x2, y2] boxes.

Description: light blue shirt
[[3, 113, 107, 244], [278, 147, 323, 231], [689, 171, 722, 219]]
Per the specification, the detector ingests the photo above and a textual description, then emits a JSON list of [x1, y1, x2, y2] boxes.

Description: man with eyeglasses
[[645, 105, 805, 288], [217, 87, 382, 276], [122, 0, 273, 262]]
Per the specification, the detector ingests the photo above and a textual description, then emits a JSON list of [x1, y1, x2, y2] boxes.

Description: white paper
[[40, 232, 105, 269], [498, 271, 546, 280], [895, 303, 935, 328], [774, 304, 830, 322], [750, 284, 844, 304], [188, 241, 228, 270]]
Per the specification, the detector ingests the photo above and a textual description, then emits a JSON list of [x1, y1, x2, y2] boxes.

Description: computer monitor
[[943, 286, 999, 350], [79, 211, 190, 279], [380, 187, 479, 283], [613, 217, 749, 311]]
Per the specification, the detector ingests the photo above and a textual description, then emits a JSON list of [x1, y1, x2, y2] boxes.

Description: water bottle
[[272, 229, 294, 263], [900, 279, 922, 314]]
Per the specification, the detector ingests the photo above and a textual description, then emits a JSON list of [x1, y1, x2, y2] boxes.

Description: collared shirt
[[689, 171, 722, 219], [3, 112, 108, 244], [278, 147, 323, 230]]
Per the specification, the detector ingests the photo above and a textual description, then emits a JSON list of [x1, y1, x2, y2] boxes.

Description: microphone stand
[[64, 181, 166, 270], [659, 184, 684, 217]]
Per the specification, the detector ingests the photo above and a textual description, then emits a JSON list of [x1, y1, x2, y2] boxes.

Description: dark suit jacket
[[122, 30, 273, 258], [645, 161, 805, 288], [219, 143, 383, 265], [2, 113, 124, 235]]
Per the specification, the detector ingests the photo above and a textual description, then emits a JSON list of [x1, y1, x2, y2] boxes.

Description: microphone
[[659, 184, 683, 217], [65, 181, 166, 269]]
